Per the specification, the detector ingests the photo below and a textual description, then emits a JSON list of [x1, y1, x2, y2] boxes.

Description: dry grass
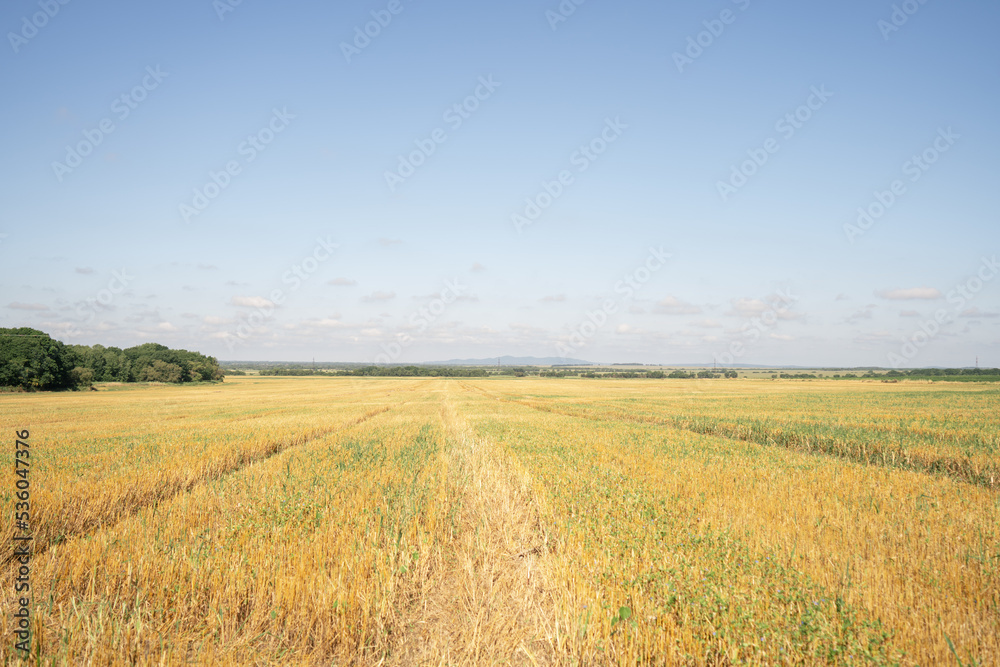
[[1, 393, 451, 664], [1, 376, 996, 664], [475, 379, 1000, 488], [0, 378, 418, 565], [463, 378, 999, 665], [388, 385, 556, 665]]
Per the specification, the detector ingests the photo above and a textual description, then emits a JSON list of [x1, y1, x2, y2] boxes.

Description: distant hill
[[428, 355, 593, 366]]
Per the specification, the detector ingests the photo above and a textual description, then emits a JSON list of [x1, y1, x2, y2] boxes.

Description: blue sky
[[1, 0, 998, 366]]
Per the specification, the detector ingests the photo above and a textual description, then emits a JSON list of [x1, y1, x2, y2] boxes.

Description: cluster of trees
[[826, 369, 1000, 381], [889, 368, 1000, 378], [660, 370, 739, 379], [0, 328, 81, 391], [0, 328, 223, 391], [576, 370, 738, 379], [247, 366, 746, 379], [68, 342, 224, 384]]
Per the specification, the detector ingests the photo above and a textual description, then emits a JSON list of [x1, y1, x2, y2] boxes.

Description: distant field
[[2, 377, 997, 664]]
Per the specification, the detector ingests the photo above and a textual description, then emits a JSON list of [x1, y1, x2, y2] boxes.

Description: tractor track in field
[[389, 383, 558, 665], [461, 382, 999, 490], [1, 403, 398, 570]]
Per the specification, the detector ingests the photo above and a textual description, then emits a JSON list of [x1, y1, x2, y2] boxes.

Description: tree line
[[0, 328, 223, 391], [258, 365, 490, 377]]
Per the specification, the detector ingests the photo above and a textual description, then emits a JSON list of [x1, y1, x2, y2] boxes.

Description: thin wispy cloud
[[876, 288, 942, 300], [328, 277, 358, 286], [7, 302, 50, 311], [231, 296, 274, 309], [845, 305, 876, 325], [656, 296, 702, 315], [362, 291, 396, 303], [960, 307, 1000, 318]]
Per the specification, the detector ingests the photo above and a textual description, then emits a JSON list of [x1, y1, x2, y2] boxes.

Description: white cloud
[[362, 291, 395, 302], [7, 302, 49, 311], [231, 296, 274, 308], [655, 296, 702, 315], [854, 330, 895, 345], [960, 307, 1000, 318], [875, 287, 942, 300], [844, 304, 875, 324], [727, 298, 768, 317]]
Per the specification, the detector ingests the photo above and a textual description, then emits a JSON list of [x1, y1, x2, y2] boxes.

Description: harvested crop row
[[390, 385, 557, 664], [0, 400, 453, 664], [458, 385, 999, 665], [468, 380, 1000, 488], [0, 379, 416, 564]]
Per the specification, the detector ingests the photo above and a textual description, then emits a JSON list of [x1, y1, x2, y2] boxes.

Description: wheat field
[[1, 377, 997, 665]]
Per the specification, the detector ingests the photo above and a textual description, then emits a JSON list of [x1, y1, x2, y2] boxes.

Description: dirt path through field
[[389, 382, 558, 664]]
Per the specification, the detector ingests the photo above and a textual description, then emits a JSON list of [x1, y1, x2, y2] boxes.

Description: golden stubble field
[[1, 376, 997, 665]]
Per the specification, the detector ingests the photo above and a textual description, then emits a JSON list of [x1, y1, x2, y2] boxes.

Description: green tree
[[0, 328, 80, 390], [140, 360, 184, 383], [69, 366, 95, 388]]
